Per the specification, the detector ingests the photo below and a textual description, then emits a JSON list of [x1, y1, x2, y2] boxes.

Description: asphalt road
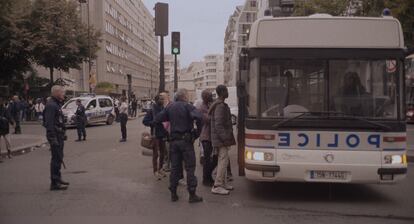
[[0, 121, 413, 224]]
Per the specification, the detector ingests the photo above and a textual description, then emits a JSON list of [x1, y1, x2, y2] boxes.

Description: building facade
[[224, 0, 295, 87], [84, 0, 159, 98], [223, 0, 258, 87], [178, 65, 197, 102], [164, 54, 181, 94], [194, 54, 224, 91]]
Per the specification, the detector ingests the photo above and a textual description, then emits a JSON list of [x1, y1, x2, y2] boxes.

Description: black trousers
[[132, 108, 137, 117], [201, 140, 214, 182], [50, 137, 64, 185], [153, 138, 166, 173], [76, 121, 86, 140], [14, 119, 21, 134], [169, 140, 197, 193], [120, 114, 128, 139]]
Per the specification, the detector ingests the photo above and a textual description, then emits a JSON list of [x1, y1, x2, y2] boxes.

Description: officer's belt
[[170, 132, 192, 141]]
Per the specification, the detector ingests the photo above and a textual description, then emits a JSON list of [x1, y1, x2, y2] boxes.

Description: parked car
[[141, 98, 153, 113], [62, 94, 115, 126]]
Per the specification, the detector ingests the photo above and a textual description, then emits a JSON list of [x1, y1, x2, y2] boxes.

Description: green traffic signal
[[172, 48, 179, 54]]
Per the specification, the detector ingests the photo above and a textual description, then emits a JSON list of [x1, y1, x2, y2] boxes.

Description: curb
[[0, 140, 48, 158]]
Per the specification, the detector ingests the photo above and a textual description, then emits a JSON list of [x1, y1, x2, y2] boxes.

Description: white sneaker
[[154, 172, 162, 180], [159, 170, 167, 178], [178, 179, 187, 186], [224, 184, 234, 191], [211, 186, 230, 195]]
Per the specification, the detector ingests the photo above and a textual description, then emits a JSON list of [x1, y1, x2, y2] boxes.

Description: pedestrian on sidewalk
[[75, 99, 87, 142], [160, 91, 172, 172], [114, 97, 120, 122], [8, 96, 21, 134], [0, 97, 13, 161], [143, 95, 168, 180], [131, 98, 138, 117], [119, 96, 128, 142], [34, 99, 45, 121], [197, 90, 215, 186], [154, 88, 203, 203], [209, 85, 236, 195], [43, 85, 69, 191]]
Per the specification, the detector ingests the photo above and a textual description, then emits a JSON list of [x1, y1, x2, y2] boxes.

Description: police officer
[[75, 99, 87, 142], [154, 88, 203, 203], [43, 85, 69, 191]]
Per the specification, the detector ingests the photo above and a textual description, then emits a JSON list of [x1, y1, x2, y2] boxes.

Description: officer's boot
[[189, 191, 203, 203], [169, 187, 179, 202]]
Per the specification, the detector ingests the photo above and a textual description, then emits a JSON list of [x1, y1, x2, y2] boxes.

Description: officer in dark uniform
[[75, 99, 87, 141], [43, 85, 69, 191], [154, 88, 203, 203]]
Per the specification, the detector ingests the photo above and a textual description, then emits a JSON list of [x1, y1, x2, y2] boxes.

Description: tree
[[294, 0, 414, 47], [96, 82, 115, 94], [0, 0, 33, 87], [293, 0, 349, 16], [30, 0, 101, 87], [355, 0, 414, 47]]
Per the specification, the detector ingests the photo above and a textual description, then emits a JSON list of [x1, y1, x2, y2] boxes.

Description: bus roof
[[248, 15, 404, 49]]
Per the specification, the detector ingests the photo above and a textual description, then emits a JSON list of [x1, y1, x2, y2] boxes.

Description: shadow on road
[[246, 181, 392, 203]]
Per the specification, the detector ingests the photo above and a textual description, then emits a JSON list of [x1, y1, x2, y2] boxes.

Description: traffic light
[[171, 32, 180, 55], [155, 3, 168, 36]]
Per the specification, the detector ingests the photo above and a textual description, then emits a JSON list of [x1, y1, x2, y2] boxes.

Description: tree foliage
[[30, 0, 101, 86], [293, 0, 414, 47], [0, 0, 33, 86], [96, 82, 115, 93], [293, 0, 349, 16], [354, 0, 414, 47]]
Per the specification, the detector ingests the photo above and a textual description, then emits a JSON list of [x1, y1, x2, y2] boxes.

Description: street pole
[[150, 66, 153, 98], [87, 0, 92, 93], [159, 36, 165, 92], [174, 54, 178, 92]]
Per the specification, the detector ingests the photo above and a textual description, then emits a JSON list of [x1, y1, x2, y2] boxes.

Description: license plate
[[310, 171, 347, 180]]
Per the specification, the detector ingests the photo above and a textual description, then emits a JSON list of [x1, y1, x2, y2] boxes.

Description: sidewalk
[[0, 134, 47, 157]]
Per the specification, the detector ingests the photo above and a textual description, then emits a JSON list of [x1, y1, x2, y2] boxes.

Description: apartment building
[[224, 0, 295, 87], [178, 65, 198, 102], [194, 54, 224, 91], [223, 0, 258, 87], [81, 0, 159, 97]]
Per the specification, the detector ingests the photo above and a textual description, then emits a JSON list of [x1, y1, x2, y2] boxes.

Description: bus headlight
[[407, 111, 414, 117], [245, 150, 274, 161], [384, 155, 406, 165]]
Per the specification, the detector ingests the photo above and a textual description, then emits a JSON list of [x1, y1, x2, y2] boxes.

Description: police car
[[62, 94, 115, 126]]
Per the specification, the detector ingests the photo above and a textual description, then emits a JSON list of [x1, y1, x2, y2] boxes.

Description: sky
[[142, 0, 245, 67]]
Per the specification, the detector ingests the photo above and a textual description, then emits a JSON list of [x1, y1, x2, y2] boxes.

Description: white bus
[[236, 14, 409, 184]]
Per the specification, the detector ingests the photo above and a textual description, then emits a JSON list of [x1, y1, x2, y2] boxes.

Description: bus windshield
[[259, 59, 400, 120]]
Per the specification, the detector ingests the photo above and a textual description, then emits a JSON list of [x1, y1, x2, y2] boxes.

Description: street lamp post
[[79, 0, 92, 93]]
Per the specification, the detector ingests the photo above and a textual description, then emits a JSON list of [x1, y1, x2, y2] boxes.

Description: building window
[[250, 1, 257, 8]]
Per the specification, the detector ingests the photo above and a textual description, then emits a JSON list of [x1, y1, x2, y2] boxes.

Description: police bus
[[236, 14, 409, 184]]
